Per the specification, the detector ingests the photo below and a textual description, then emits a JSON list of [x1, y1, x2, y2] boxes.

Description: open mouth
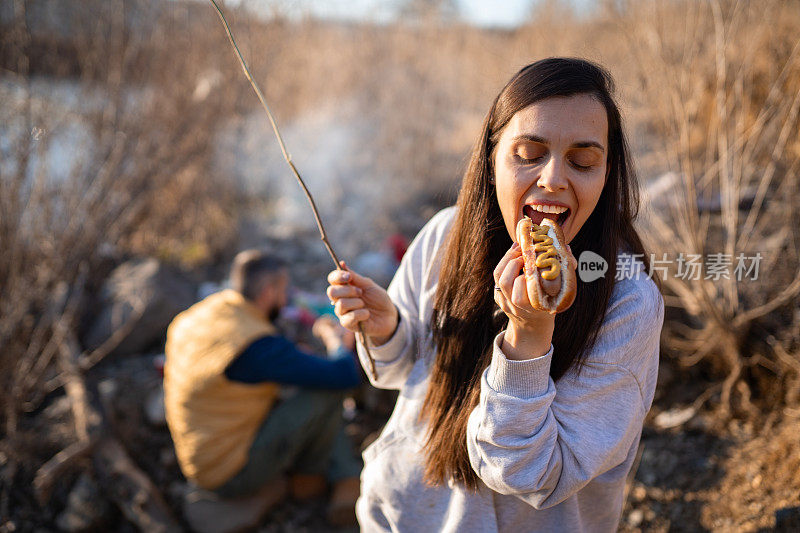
[[523, 204, 570, 227]]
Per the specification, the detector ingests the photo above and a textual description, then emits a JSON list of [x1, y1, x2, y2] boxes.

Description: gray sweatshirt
[[355, 207, 663, 533]]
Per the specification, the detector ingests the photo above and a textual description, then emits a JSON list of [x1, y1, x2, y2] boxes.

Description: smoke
[[217, 96, 418, 259]]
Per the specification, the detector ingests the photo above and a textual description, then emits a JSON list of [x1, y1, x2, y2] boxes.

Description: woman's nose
[[537, 157, 568, 192]]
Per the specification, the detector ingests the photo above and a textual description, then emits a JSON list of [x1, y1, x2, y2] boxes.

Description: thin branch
[[767, 336, 800, 375], [34, 437, 99, 503], [734, 267, 800, 327], [208, 0, 338, 266], [208, 0, 377, 379]]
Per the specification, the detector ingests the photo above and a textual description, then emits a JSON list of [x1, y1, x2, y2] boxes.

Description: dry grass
[[0, 0, 238, 447], [624, 0, 800, 416]]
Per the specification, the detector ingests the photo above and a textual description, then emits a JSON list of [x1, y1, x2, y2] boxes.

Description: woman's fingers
[[497, 256, 522, 298], [326, 263, 398, 339], [494, 243, 526, 319], [339, 308, 370, 331], [335, 297, 365, 316], [494, 288, 512, 316], [494, 241, 537, 319], [327, 265, 374, 292], [336, 261, 374, 289], [327, 268, 351, 286], [510, 272, 531, 309], [566, 245, 578, 271], [496, 255, 531, 320], [327, 284, 362, 301]]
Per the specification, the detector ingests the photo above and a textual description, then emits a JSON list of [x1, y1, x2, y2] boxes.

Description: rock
[[55, 473, 113, 532], [775, 506, 800, 531], [83, 258, 195, 357], [183, 479, 287, 533]]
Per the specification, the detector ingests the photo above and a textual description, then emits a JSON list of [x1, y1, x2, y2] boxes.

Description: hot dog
[[516, 216, 577, 314]]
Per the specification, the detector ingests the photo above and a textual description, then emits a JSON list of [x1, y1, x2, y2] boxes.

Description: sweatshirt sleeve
[[466, 276, 663, 509], [356, 207, 456, 390]]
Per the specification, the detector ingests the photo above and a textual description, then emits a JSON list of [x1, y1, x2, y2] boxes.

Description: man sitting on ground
[[164, 250, 362, 526]]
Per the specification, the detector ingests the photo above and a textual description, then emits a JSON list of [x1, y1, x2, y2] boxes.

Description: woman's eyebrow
[[511, 134, 605, 152], [571, 141, 605, 152], [512, 134, 548, 144]]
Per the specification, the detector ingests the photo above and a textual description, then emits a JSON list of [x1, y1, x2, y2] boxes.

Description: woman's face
[[493, 94, 609, 243]]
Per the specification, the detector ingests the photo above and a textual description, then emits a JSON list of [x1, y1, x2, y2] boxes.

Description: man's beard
[[266, 305, 281, 323]]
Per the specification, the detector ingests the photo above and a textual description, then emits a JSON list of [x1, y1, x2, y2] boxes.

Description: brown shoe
[[326, 477, 360, 527], [289, 473, 327, 501]]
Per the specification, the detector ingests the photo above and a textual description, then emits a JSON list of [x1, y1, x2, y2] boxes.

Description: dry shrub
[[623, 0, 800, 416], [0, 0, 239, 449]]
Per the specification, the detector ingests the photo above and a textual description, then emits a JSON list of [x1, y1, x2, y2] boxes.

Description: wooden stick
[[209, 0, 378, 378]]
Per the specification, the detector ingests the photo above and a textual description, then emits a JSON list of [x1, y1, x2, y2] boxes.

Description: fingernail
[[512, 242, 520, 250], [357, 288, 363, 296], [341, 272, 350, 282]]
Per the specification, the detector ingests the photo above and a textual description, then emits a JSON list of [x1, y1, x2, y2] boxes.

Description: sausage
[[516, 216, 577, 314]]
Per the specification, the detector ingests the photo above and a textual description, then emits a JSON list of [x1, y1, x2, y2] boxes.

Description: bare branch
[[208, 0, 378, 378]]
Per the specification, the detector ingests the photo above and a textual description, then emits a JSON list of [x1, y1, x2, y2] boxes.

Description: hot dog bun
[[516, 216, 577, 314]]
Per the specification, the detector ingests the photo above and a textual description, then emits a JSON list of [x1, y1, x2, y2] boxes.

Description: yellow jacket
[[164, 289, 279, 489]]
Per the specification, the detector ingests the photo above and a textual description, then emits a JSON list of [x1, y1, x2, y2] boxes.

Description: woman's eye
[[514, 144, 545, 164], [570, 160, 593, 171], [568, 149, 601, 171]]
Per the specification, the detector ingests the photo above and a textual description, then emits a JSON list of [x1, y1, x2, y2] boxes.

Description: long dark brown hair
[[420, 58, 651, 488]]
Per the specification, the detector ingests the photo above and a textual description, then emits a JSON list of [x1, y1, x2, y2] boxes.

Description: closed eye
[[513, 142, 547, 165], [570, 160, 593, 171], [516, 155, 545, 165]]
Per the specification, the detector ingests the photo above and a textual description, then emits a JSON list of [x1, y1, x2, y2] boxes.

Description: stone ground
[[3, 353, 799, 532]]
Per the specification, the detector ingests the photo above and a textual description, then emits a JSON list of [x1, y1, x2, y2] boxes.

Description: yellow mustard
[[532, 224, 561, 280]]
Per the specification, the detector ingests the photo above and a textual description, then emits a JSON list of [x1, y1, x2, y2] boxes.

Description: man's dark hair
[[230, 250, 287, 302]]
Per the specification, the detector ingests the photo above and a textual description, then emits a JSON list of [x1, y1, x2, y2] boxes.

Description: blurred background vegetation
[[1, 0, 799, 531]]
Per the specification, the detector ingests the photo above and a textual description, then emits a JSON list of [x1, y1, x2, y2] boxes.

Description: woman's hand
[[326, 262, 399, 347], [493, 242, 576, 360]]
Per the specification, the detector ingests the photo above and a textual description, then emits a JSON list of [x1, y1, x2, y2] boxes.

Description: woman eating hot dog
[[326, 57, 663, 532]]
